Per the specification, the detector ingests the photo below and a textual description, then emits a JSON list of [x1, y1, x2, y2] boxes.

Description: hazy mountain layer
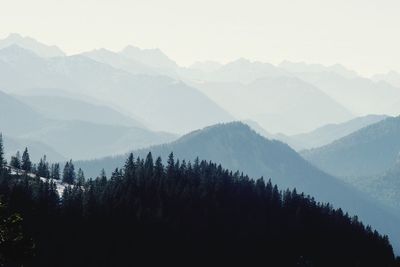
[[373, 71, 400, 88], [0, 33, 65, 58], [302, 116, 400, 178], [0, 90, 177, 160], [0, 45, 234, 134], [194, 76, 353, 134], [3, 134, 66, 162], [349, 163, 400, 213], [286, 114, 389, 150], [16, 94, 147, 128], [291, 72, 400, 116]]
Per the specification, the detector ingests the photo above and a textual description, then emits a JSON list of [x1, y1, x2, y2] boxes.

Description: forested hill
[[76, 122, 400, 255], [302, 116, 400, 178], [0, 152, 398, 266]]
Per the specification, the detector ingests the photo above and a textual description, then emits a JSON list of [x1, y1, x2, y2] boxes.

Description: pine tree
[[21, 148, 32, 172], [99, 169, 107, 184], [62, 160, 76, 184], [124, 153, 135, 178], [10, 151, 21, 170], [144, 152, 154, 178], [167, 152, 175, 178], [77, 168, 85, 186], [50, 163, 60, 180], [37, 155, 50, 178], [154, 157, 164, 178], [0, 134, 5, 170]]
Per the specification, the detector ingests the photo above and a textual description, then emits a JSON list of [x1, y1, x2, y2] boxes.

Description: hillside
[[286, 114, 389, 150], [373, 71, 400, 88], [302, 116, 400, 178], [0, 90, 47, 135], [349, 163, 400, 213], [77, 122, 400, 253], [81, 48, 158, 76], [16, 94, 147, 128], [0, 90, 177, 160], [3, 135, 65, 162], [1, 156, 397, 266]]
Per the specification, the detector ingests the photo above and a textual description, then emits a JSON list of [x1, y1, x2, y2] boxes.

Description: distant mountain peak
[[120, 45, 177, 69], [6, 33, 24, 40], [0, 33, 65, 58]]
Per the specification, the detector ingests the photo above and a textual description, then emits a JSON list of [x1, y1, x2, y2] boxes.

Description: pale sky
[[1, 0, 400, 76]]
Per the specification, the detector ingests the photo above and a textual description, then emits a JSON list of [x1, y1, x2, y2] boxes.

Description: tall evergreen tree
[[50, 163, 60, 180], [37, 155, 50, 178], [10, 151, 21, 170], [144, 152, 154, 178], [167, 152, 175, 178], [124, 153, 135, 178], [21, 148, 32, 172], [77, 168, 85, 186], [0, 134, 5, 169], [62, 160, 76, 184]]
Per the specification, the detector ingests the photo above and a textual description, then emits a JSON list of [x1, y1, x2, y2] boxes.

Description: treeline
[[6, 145, 85, 185], [0, 135, 399, 266]]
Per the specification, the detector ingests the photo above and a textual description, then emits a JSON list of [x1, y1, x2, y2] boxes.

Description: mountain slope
[[181, 58, 288, 84], [373, 71, 400, 88], [291, 71, 400, 116], [0, 33, 65, 58], [0, 90, 47, 135], [81, 48, 158, 76], [77, 122, 400, 253], [286, 114, 389, 150], [16, 94, 147, 128], [0, 90, 177, 160], [302, 116, 400, 178], [0, 45, 234, 134], [20, 120, 177, 160], [351, 162, 400, 213], [3, 135, 66, 162], [194, 76, 353, 134], [279, 61, 359, 79], [120, 45, 178, 73]]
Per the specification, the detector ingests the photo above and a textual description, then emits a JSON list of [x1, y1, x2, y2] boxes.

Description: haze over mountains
[[0, 33, 65, 58], [0, 44, 233, 134], [2, 33, 400, 255], [0, 90, 177, 160], [283, 114, 389, 150], [303, 116, 400, 178], [2, 33, 400, 135]]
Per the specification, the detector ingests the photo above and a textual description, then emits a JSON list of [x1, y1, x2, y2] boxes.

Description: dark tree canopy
[[0, 134, 5, 169], [62, 160, 76, 184], [21, 148, 32, 172], [0, 152, 398, 267], [10, 151, 21, 170]]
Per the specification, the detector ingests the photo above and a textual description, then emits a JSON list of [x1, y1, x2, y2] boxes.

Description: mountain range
[[2, 33, 400, 136], [2, 33, 400, 253], [0, 44, 234, 134], [0, 33, 65, 58], [192, 76, 353, 134], [0, 90, 177, 160]]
